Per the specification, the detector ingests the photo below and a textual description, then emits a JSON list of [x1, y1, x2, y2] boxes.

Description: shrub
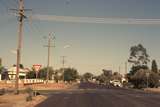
[[25, 87, 33, 102]]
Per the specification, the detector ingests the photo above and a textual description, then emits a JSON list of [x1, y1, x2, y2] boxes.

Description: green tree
[[96, 74, 106, 84], [128, 44, 150, 66], [38, 67, 54, 80], [148, 72, 159, 88], [128, 44, 150, 74], [63, 68, 79, 82], [54, 69, 63, 82], [0, 66, 3, 74], [26, 67, 54, 80], [26, 71, 36, 79], [151, 60, 158, 73], [82, 72, 93, 82], [127, 44, 151, 88], [130, 69, 147, 88], [112, 72, 122, 81], [128, 69, 160, 88], [13, 64, 24, 69]]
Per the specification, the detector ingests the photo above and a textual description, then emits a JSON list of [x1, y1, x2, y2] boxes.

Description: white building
[[7, 67, 28, 80]]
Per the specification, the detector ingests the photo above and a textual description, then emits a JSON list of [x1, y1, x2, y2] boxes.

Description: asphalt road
[[36, 83, 160, 107]]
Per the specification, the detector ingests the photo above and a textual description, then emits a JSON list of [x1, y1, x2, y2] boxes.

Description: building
[[7, 67, 28, 80]]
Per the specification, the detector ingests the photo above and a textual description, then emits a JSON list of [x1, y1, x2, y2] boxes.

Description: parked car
[[110, 80, 122, 87]]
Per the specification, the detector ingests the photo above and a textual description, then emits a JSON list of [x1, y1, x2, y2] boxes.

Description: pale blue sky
[[0, 0, 160, 75]]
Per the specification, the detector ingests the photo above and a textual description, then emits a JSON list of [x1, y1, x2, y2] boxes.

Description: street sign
[[33, 64, 42, 72]]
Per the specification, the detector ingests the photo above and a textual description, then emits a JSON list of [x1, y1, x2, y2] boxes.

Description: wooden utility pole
[[44, 33, 55, 83], [15, 0, 25, 94], [118, 66, 121, 74], [125, 62, 127, 74], [10, 0, 31, 94]]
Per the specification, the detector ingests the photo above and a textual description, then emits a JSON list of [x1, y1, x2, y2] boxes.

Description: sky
[[1, 0, 160, 75]]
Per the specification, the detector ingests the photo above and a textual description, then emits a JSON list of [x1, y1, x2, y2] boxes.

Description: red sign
[[33, 64, 42, 72]]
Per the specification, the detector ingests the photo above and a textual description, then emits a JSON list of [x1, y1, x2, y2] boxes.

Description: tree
[[130, 69, 147, 88], [151, 60, 158, 73], [38, 67, 54, 80], [13, 64, 24, 69], [102, 69, 112, 77], [112, 72, 122, 81], [95, 70, 113, 85], [127, 44, 151, 88], [26, 67, 55, 80], [130, 65, 148, 75], [26, 71, 36, 79], [97, 74, 106, 84], [128, 69, 160, 88], [128, 44, 150, 75], [54, 69, 63, 82], [148, 72, 159, 88], [128, 44, 150, 66], [63, 68, 79, 82], [82, 72, 93, 82]]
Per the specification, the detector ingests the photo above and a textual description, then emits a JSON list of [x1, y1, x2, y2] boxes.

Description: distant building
[[7, 67, 29, 80]]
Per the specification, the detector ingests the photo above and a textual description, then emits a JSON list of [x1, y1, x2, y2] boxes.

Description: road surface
[[36, 83, 160, 107]]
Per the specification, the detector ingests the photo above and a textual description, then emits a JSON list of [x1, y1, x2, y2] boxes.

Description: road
[[36, 83, 160, 107]]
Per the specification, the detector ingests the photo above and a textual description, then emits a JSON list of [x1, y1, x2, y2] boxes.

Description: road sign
[[33, 64, 42, 72]]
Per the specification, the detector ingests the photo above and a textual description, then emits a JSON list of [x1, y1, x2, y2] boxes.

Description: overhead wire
[[0, 0, 10, 13], [27, 9, 47, 39], [8, 0, 18, 9]]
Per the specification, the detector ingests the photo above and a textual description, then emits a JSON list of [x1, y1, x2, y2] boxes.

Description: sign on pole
[[33, 64, 42, 78]]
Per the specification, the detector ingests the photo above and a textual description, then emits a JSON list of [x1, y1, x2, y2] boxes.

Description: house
[[7, 67, 29, 80]]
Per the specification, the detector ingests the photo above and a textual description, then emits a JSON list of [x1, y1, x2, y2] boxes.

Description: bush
[[26, 95, 32, 102], [25, 87, 33, 94], [0, 88, 5, 95], [25, 87, 33, 102], [148, 72, 160, 88], [128, 69, 160, 89]]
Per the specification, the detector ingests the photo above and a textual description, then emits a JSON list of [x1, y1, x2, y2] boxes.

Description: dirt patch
[[144, 88, 160, 93], [0, 94, 47, 107]]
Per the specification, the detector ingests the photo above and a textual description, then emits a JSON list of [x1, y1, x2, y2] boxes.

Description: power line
[[8, 0, 18, 8], [0, 0, 9, 11]]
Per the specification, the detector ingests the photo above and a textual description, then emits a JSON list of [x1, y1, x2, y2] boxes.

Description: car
[[110, 80, 122, 87]]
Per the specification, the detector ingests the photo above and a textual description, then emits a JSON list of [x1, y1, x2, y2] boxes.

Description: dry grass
[[144, 88, 160, 93], [0, 94, 46, 107]]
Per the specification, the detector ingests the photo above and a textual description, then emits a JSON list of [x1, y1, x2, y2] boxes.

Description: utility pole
[[118, 66, 121, 74], [10, 0, 31, 94], [125, 62, 127, 74], [44, 33, 55, 83], [15, 0, 25, 94], [61, 56, 66, 81]]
